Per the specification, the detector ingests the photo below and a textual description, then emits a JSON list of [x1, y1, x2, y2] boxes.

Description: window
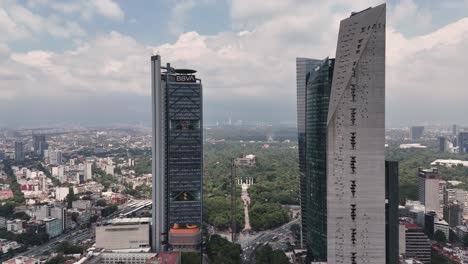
[[170, 120, 200, 130], [350, 132, 356, 149], [350, 180, 356, 197], [351, 228, 357, 245], [350, 84, 356, 101], [351, 204, 356, 220], [350, 108, 357, 125], [350, 156, 356, 174]]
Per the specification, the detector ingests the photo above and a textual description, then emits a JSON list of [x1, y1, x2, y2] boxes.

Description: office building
[[443, 202, 463, 227], [418, 168, 440, 213], [458, 131, 468, 154], [43, 217, 61, 238], [296, 57, 321, 252], [438, 137, 447, 152], [385, 161, 399, 264], [403, 224, 431, 264], [151, 55, 203, 252], [445, 188, 468, 215], [14, 141, 24, 162], [96, 218, 151, 250], [32, 134, 47, 156], [439, 181, 446, 214], [326, 4, 386, 263], [423, 211, 436, 239], [84, 160, 93, 180], [434, 219, 449, 241], [50, 205, 67, 232], [296, 57, 334, 262], [7, 219, 25, 234], [49, 150, 62, 165], [3, 256, 40, 264], [410, 126, 424, 140]]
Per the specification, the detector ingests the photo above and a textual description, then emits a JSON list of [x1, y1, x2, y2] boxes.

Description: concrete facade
[[418, 168, 440, 214], [96, 218, 150, 250], [326, 4, 386, 263]]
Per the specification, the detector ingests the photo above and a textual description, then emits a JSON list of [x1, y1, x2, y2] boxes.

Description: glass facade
[[304, 58, 334, 261], [296, 58, 321, 248], [165, 76, 203, 230]]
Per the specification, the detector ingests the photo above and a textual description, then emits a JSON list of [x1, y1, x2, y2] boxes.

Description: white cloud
[[0, 1, 86, 40], [27, 0, 124, 21], [92, 0, 125, 21], [0, 0, 468, 125], [169, 0, 196, 36], [389, 0, 432, 35]]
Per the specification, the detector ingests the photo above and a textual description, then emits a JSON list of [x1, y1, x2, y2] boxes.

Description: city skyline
[[1, 1, 468, 127]]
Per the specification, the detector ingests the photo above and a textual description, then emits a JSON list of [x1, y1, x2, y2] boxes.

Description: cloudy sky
[[0, 0, 467, 128]]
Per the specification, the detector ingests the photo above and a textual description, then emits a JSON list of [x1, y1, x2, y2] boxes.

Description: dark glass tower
[[151, 55, 203, 253], [385, 160, 399, 264], [297, 57, 334, 261], [296, 58, 321, 249]]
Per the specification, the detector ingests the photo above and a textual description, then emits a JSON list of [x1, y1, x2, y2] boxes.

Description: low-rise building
[[434, 220, 449, 241], [234, 154, 256, 167], [96, 218, 150, 250], [2, 256, 40, 264], [0, 190, 13, 200], [403, 224, 431, 264], [7, 219, 25, 234], [455, 225, 468, 240], [43, 217, 61, 238]]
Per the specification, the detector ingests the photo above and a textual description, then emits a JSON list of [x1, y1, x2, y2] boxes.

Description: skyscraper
[[297, 58, 334, 261], [151, 55, 203, 253], [326, 4, 386, 263], [458, 131, 468, 154], [32, 134, 47, 156], [385, 161, 399, 264], [14, 141, 24, 162], [410, 126, 424, 140], [418, 167, 440, 213], [296, 57, 321, 250]]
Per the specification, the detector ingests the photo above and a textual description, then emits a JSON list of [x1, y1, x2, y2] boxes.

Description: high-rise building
[[443, 202, 463, 227], [438, 137, 447, 152], [84, 160, 93, 181], [296, 57, 334, 261], [296, 57, 321, 250], [49, 150, 62, 165], [385, 161, 399, 264], [423, 211, 437, 239], [439, 180, 447, 214], [418, 168, 440, 213], [410, 126, 424, 140], [14, 141, 24, 162], [458, 131, 468, 153], [151, 55, 202, 253], [452, 124, 458, 135], [32, 134, 47, 156], [326, 4, 386, 263], [403, 224, 431, 264]]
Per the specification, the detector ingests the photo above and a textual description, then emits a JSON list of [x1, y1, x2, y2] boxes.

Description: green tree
[[101, 205, 118, 217], [434, 230, 447, 243], [96, 199, 107, 207], [71, 212, 79, 222], [181, 252, 201, 264], [66, 187, 76, 208], [205, 234, 242, 264], [12, 211, 31, 221], [255, 244, 289, 264], [463, 234, 468, 247], [56, 242, 84, 254]]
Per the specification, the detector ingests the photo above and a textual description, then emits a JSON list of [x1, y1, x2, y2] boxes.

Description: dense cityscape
[[0, 1, 467, 264]]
